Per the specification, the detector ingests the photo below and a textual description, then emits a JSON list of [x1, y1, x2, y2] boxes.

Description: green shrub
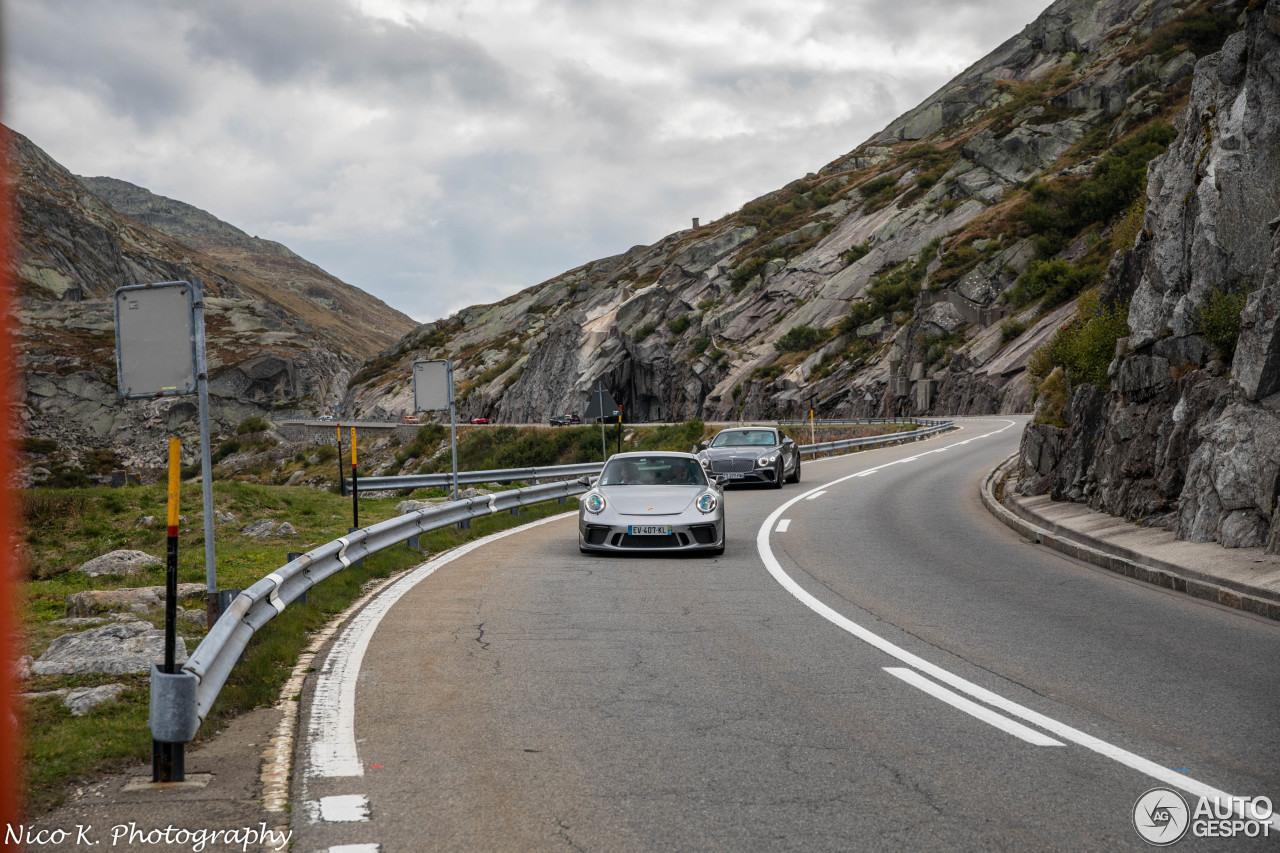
[[236, 416, 271, 435], [635, 322, 658, 341], [841, 243, 870, 266], [1029, 291, 1129, 390], [668, 315, 693, 335], [774, 325, 828, 354], [1000, 319, 1029, 344], [1195, 287, 1249, 361], [1007, 258, 1103, 310], [212, 439, 242, 464], [314, 444, 339, 464]]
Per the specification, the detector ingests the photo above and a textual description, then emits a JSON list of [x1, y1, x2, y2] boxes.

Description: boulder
[[11, 655, 32, 682], [32, 622, 188, 675], [64, 684, 128, 716], [242, 519, 278, 539], [65, 583, 206, 617], [276, 522, 297, 536], [78, 550, 162, 578]]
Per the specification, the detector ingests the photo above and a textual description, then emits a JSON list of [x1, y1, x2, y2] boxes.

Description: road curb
[[981, 455, 1280, 622]]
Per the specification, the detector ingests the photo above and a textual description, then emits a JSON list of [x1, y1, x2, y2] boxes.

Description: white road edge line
[[776, 519, 791, 533], [756, 419, 1280, 828], [307, 511, 576, 779], [804, 490, 827, 500], [884, 667, 1062, 746], [317, 794, 370, 822]]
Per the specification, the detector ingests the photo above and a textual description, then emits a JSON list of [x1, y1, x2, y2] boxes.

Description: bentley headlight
[[757, 455, 777, 467], [585, 493, 607, 514], [696, 492, 718, 513]]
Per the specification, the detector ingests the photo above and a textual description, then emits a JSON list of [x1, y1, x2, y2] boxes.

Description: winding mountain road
[[291, 417, 1280, 851]]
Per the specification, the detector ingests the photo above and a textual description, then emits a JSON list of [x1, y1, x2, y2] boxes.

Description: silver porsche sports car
[[578, 452, 726, 555], [695, 426, 800, 488]]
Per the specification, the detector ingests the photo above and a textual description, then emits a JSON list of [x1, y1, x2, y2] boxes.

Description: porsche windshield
[[709, 430, 778, 448], [599, 457, 708, 487]]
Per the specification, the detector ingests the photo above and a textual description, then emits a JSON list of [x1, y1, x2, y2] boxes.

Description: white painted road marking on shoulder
[[329, 845, 381, 853], [318, 794, 370, 822], [307, 512, 576, 778], [776, 519, 791, 533], [758, 420, 1280, 829], [804, 490, 827, 500], [884, 667, 1062, 746]]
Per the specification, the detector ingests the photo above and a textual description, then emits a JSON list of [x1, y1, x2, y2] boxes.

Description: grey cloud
[[184, 0, 514, 105], [8, 1, 195, 127]]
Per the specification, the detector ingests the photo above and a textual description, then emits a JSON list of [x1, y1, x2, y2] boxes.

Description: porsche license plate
[[628, 525, 672, 536]]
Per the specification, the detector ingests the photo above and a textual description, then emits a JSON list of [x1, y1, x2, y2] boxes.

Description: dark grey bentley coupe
[[694, 426, 800, 488]]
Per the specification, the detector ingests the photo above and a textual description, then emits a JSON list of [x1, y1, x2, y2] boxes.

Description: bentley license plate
[[724, 473, 746, 479], [628, 525, 672, 536]]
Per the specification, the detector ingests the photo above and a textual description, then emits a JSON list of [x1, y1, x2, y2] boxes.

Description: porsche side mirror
[[714, 475, 729, 487], [577, 476, 593, 487]]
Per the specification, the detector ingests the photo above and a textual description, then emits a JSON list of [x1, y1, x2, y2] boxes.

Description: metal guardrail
[[160, 417, 955, 741], [349, 421, 955, 493], [167, 480, 588, 736], [351, 461, 604, 493], [795, 422, 953, 456]]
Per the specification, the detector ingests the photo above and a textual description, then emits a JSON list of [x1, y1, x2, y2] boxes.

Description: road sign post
[[583, 381, 620, 462], [114, 278, 219, 625], [413, 360, 458, 500]]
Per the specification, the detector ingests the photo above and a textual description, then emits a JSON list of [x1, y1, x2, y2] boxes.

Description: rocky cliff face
[[345, 0, 1241, 427], [8, 128, 416, 481], [1019, 0, 1280, 551]]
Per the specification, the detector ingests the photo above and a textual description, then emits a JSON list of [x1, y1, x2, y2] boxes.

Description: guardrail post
[[286, 553, 307, 603], [348, 528, 364, 566], [407, 534, 420, 551], [457, 518, 471, 530]]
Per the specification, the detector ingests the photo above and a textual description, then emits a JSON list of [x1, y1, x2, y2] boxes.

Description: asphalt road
[[292, 417, 1280, 851]]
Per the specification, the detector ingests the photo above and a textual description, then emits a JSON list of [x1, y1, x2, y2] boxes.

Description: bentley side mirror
[[699, 440, 710, 449], [782, 437, 795, 445]]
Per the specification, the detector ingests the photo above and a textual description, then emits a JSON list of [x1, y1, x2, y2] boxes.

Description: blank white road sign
[[115, 282, 197, 398], [413, 359, 453, 412]]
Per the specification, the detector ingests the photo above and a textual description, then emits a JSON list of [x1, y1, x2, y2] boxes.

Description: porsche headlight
[[585, 493, 607, 514], [757, 455, 777, 467], [696, 492, 718, 514]]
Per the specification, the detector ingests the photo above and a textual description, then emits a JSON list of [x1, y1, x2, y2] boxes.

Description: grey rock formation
[[1019, 2, 1280, 551], [77, 549, 162, 578], [64, 684, 129, 716], [33, 622, 188, 675], [65, 583, 206, 618], [241, 519, 279, 539]]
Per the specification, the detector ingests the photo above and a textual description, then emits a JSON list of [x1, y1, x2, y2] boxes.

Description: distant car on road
[[402, 416, 420, 424], [549, 413, 582, 426], [318, 414, 335, 421], [578, 452, 725, 555], [695, 426, 800, 488], [469, 417, 490, 425]]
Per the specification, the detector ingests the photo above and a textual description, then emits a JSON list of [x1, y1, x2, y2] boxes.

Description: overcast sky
[[7, 0, 1049, 324]]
